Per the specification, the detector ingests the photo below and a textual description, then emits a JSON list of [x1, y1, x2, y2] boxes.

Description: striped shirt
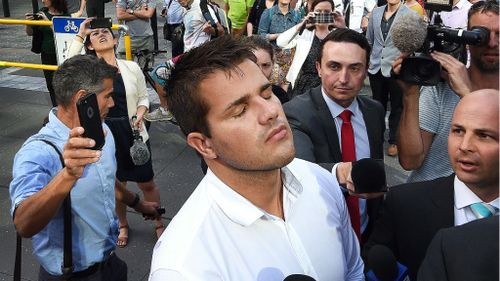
[[407, 82, 459, 183]]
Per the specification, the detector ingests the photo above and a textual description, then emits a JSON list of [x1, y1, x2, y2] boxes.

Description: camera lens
[[87, 107, 94, 118]]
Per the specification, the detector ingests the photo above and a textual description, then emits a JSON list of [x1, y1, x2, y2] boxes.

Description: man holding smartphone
[[9, 55, 160, 280]]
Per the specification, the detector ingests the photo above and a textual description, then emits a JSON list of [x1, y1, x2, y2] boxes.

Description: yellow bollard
[[124, 34, 132, 61]]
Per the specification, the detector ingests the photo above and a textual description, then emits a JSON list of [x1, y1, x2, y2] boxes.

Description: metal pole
[[150, 9, 159, 51], [2, 0, 10, 17], [31, 0, 39, 13]]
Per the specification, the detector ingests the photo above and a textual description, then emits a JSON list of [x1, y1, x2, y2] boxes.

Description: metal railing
[[0, 18, 132, 71]]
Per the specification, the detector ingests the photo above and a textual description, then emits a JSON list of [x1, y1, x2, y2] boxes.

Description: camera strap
[[14, 139, 73, 280]]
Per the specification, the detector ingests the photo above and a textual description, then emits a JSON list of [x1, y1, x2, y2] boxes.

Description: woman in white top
[[277, 0, 345, 98], [68, 18, 165, 248]]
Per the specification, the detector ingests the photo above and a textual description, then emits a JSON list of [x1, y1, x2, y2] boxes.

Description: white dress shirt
[[436, 0, 472, 29], [453, 175, 499, 226], [149, 158, 364, 281], [322, 89, 370, 232]]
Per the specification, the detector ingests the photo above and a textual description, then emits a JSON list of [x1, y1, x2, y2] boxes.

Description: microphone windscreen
[[368, 245, 399, 281], [283, 274, 317, 281], [391, 12, 428, 54], [130, 139, 150, 166], [351, 158, 387, 193]]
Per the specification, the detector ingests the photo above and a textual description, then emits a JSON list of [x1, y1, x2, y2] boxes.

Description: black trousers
[[86, 0, 105, 18], [38, 253, 127, 281], [368, 70, 403, 144], [40, 52, 57, 107]]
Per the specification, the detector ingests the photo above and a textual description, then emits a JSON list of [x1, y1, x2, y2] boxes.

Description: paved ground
[[0, 1, 409, 280]]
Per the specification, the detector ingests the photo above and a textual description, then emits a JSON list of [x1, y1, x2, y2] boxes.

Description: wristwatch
[[128, 9, 134, 15]]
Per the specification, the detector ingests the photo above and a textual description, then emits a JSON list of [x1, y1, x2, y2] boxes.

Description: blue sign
[[52, 17, 85, 34]]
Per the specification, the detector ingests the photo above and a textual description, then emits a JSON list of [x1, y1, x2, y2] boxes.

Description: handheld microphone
[[283, 274, 317, 281], [351, 158, 387, 193], [391, 12, 428, 54], [366, 245, 410, 281], [129, 116, 151, 166]]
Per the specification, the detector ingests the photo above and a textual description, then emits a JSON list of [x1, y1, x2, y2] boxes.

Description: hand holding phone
[[63, 127, 102, 180], [26, 13, 42, 20], [308, 12, 335, 24], [76, 93, 105, 150]]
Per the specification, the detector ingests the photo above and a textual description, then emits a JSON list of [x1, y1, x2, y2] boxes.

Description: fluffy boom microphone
[[391, 12, 428, 54], [130, 117, 151, 166]]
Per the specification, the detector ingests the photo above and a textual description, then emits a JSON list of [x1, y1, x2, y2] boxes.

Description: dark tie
[[339, 110, 361, 240]]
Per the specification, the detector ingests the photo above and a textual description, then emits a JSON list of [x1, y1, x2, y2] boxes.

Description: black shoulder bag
[[14, 140, 73, 281]]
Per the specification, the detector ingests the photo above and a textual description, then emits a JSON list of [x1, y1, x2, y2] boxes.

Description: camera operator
[[394, 0, 498, 183], [9, 55, 160, 280]]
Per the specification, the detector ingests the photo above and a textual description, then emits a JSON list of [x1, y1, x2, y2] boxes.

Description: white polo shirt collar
[[205, 166, 303, 226]]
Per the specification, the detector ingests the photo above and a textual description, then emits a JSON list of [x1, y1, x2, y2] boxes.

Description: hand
[[301, 12, 315, 30], [77, 18, 93, 39], [63, 127, 101, 180], [392, 53, 420, 94], [361, 16, 369, 31], [135, 200, 161, 220], [25, 12, 35, 20], [161, 7, 167, 16], [202, 22, 213, 34], [332, 11, 346, 28], [430, 51, 471, 98], [132, 114, 144, 131], [336, 162, 385, 199], [37, 12, 49, 21]]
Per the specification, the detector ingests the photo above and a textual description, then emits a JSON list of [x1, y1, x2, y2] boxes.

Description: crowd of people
[[12, 0, 499, 279]]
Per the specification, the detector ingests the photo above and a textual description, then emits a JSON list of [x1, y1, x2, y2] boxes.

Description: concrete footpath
[[0, 1, 409, 280]]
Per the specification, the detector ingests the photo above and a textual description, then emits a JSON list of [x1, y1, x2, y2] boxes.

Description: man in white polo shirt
[[149, 35, 364, 281]]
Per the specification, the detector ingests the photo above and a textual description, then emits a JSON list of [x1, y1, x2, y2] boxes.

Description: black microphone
[[350, 158, 387, 193], [366, 245, 410, 281], [283, 274, 317, 281], [391, 12, 428, 54]]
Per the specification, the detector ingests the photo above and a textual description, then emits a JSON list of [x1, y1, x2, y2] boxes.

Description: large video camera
[[398, 0, 490, 86]]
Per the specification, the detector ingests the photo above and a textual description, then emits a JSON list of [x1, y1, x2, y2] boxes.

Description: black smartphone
[[76, 93, 105, 150], [89, 17, 112, 29], [27, 13, 42, 20]]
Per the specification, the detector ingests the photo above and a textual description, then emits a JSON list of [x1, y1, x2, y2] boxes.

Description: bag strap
[[13, 139, 72, 281], [14, 234, 21, 281]]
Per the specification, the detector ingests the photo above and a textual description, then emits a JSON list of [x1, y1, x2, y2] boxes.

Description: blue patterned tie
[[470, 203, 498, 219]]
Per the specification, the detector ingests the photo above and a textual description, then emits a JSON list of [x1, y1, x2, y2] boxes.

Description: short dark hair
[[52, 55, 117, 107], [166, 35, 257, 137], [246, 36, 275, 61], [50, 0, 68, 15], [317, 28, 371, 67], [311, 0, 334, 11], [468, 0, 499, 29]]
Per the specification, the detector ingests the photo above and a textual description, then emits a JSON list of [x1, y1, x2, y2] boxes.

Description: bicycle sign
[[52, 17, 86, 65]]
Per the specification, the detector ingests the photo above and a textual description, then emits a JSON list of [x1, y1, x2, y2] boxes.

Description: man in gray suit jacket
[[284, 29, 385, 241], [366, 0, 415, 156]]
